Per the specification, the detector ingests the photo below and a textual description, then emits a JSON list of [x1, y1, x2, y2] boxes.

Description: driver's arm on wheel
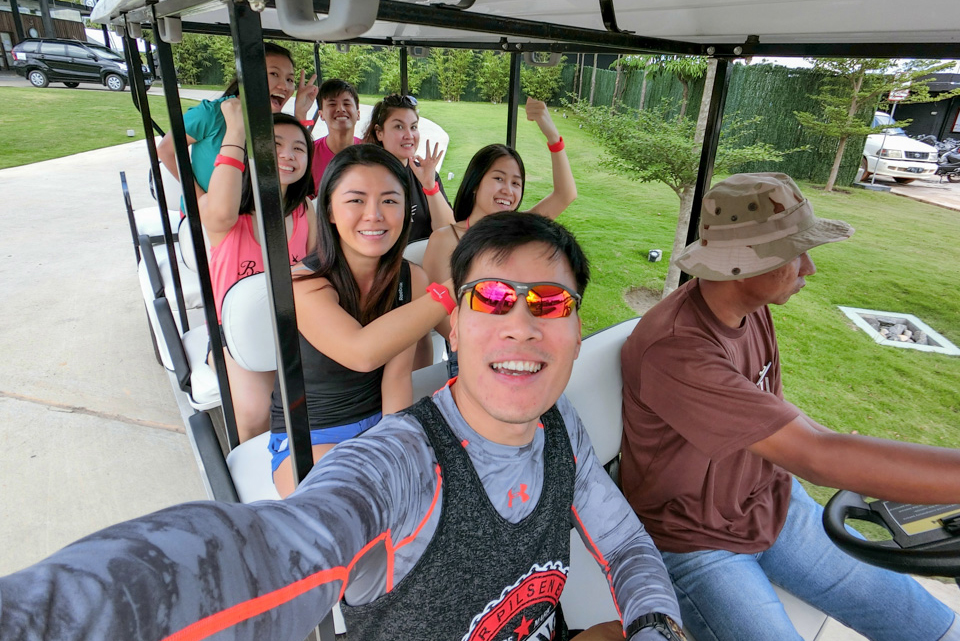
[[748, 414, 960, 504]]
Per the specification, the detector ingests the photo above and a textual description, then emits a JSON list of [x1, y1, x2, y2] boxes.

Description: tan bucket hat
[[675, 173, 854, 281]]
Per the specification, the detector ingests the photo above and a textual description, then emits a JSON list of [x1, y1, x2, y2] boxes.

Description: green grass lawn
[[4, 89, 958, 512], [0, 87, 197, 169]]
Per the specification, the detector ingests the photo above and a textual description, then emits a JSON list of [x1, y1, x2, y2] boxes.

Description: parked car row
[[11, 37, 153, 92]]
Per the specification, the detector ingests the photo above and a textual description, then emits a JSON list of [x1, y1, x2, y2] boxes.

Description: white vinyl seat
[[137, 233, 204, 312], [559, 318, 829, 640], [402, 238, 447, 365], [402, 238, 429, 266], [152, 296, 220, 412], [177, 216, 212, 274], [135, 206, 181, 240], [149, 163, 184, 213]]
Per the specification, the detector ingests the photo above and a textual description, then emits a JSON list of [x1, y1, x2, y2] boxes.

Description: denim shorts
[[267, 412, 382, 473]]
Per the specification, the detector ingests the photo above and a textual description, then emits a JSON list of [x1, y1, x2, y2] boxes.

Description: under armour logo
[[507, 485, 530, 508]]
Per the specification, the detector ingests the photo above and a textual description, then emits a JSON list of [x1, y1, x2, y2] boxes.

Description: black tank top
[[269, 260, 412, 433], [341, 396, 575, 641]]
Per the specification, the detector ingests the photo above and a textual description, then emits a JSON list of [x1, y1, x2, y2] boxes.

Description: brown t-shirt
[[620, 280, 796, 554]]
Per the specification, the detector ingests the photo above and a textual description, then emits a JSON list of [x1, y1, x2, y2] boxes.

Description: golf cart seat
[[152, 296, 220, 412], [401, 238, 447, 364], [558, 318, 830, 641], [177, 216, 211, 273], [220, 272, 451, 504], [137, 235, 205, 332]]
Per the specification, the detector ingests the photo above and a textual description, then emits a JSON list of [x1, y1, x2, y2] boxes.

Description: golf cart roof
[[90, 0, 960, 59]]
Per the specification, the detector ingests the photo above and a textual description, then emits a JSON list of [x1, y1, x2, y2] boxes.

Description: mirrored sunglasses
[[457, 279, 581, 319]]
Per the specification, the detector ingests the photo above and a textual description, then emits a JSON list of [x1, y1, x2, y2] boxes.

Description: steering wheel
[[823, 491, 960, 578]]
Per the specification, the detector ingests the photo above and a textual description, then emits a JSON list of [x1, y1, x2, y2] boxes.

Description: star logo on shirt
[[514, 615, 532, 639]]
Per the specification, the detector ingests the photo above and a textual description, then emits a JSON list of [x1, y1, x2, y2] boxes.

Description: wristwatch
[[626, 613, 686, 640]]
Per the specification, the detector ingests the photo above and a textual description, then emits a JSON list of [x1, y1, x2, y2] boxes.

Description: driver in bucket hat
[[675, 172, 852, 280], [619, 173, 960, 641]]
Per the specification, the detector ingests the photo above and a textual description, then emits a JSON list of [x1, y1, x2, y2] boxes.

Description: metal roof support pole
[[152, 22, 241, 450], [8, 0, 25, 41], [227, 0, 314, 487], [144, 38, 156, 79], [400, 45, 409, 95], [313, 41, 322, 84], [680, 56, 731, 285], [506, 50, 521, 148], [122, 32, 191, 331], [101, 23, 111, 49]]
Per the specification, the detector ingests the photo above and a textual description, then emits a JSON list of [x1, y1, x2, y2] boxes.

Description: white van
[[860, 111, 938, 184]]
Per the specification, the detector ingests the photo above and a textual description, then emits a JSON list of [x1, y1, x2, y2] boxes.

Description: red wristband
[[427, 282, 455, 315], [214, 154, 245, 172], [547, 137, 565, 153], [422, 181, 442, 197], [300, 119, 315, 126]]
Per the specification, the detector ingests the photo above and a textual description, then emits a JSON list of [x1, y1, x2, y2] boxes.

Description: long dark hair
[[362, 94, 418, 146], [238, 113, 315, 218], [452, 144, 526, 222], [221, 42, 297, 98], [309, 144, 412, 325]]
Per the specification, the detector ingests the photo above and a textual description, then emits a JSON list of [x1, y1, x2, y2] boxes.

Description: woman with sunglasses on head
[[363, 94, 455, 242], [157, 42, 318, 215], [271, 144, 455, 498], [202, 99, 318, 444], [422, 98, 577, 325]]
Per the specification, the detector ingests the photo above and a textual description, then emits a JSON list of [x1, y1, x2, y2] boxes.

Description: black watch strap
[[626, 613, 686, 640]]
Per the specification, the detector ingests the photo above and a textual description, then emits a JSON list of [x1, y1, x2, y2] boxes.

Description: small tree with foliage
[[169, 34, 216, 85], [430, 48, 475, 101], [521, 55, 567, 102], [574, 98, 803, 292], [374, 48, 431, 95], [316, 44, 375, 89], [475, 51, 512, 103], [795, 58, 960, 192], [621, 55, 707, 117]]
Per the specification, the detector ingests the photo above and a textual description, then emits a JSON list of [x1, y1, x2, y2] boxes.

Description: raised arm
[[563, 398, 682, 634], [198, 98, 246, 243], [748, 412, 960, 504], [422, 227, 460, 340], [294, 272, 452, 373], [524, 98, 577, 220], [412, 142, 456, 230], [293, 70, 319, 122], [157, 130, 206, 203], [0, 427, 437, 641]]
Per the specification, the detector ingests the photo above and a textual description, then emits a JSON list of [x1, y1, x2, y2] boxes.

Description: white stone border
[[838, 306, 960, 356]]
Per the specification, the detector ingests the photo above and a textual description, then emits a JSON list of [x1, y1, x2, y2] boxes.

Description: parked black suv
[[11, 38, 152, 91]]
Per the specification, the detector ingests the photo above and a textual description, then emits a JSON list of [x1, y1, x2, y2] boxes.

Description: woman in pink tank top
[[201, 101, 318, 443]]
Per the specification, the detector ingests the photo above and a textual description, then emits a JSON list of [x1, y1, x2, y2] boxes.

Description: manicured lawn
[[0, 87, 197, 169]]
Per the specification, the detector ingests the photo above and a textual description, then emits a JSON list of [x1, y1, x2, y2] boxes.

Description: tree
[[794, 58, 960, 192], [169, 34, 215, 85], [475, 51, 512, 103], [317, 44, 376, 89], [621, 55, 707, 117], [374, 48, 431, 95], [573, 97, 803, 294], [520, 55, 567, 102], [430, 48, 475, 101]]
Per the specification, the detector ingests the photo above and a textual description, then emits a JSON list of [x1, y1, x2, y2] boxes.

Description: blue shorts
[[267, 412, 382, 473]]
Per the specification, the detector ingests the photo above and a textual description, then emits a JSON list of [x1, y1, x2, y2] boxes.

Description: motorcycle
[[937, 148, 960, 183]]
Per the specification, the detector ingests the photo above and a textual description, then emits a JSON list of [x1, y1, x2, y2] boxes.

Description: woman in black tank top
[[270, 145, 453, 497]]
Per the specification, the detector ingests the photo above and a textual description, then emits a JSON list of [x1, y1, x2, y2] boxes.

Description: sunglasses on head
[[457, 279, 581, 319], [383, 94, 418, 108]]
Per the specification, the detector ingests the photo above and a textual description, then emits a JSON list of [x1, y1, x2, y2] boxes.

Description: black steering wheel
[[823, 491, 960, 578]]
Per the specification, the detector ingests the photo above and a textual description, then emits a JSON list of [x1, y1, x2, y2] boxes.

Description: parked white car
[[860, 111, 938, 184]]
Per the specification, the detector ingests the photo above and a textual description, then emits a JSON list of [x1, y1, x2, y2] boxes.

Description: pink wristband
[[427, 282, 455, 315], [422, 182, 442, 197], [214, 154, 245, 172], [547, 137, 565, 153]]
